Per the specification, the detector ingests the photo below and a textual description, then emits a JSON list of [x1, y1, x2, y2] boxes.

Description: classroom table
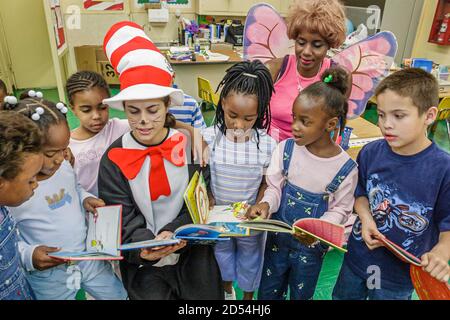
[[346, 117, 383, 160]]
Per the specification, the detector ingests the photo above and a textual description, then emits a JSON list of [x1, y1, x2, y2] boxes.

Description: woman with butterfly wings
[[243, 0, 398, 142]]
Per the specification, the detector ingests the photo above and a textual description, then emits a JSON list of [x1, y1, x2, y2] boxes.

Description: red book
[[376, 235, 450, 300]]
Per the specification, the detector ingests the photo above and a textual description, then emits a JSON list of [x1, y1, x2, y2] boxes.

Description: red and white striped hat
[[102, 21, 184, 110]]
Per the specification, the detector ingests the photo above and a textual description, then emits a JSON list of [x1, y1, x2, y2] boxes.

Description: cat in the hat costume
[[98, 21, 223, 300]]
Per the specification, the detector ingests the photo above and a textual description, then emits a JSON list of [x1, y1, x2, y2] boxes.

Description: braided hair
[[66, 71, 111, 105], [214, 60, 274, 146], [4, 93, 68, 141], [299, 66, 349, 133]]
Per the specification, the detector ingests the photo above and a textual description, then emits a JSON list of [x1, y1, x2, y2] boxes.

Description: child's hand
[[208, 193, 216, 210], [192, 127, 209, 167], [64, 147, 75, 167], [246, 202, 270, 220], [83, 197, 105, 215], [293, 231, 318, 246], [360, 217, 384, 250], [421, 247, 450, 283], [32, 245, 65, 271]]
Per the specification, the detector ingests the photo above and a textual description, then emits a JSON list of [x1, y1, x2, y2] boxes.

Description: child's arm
[[18, 241, 64, 271], [246, 144, 283, 220], [421, 231, 450, 283], [354, 196, 385, 250], [255, 177, 268, 205], [174, 120, 208, 167]]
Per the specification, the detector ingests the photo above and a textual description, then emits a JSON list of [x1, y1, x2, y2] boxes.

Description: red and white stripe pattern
[[84, 0, 124, 11], [103, 21, 174, 91]]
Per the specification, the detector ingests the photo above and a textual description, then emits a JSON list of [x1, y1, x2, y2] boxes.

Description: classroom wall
[[0, 0, 56, 89], [60, 0, 196, 46], [412, 0, 450, 65]]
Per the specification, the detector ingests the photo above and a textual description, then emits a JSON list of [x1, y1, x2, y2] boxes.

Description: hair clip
[[324, 75, 333, 83], [242, 72, 258, 79], [56, 102, 68, 114], [28, 90, 43, 98], [3, 96, 18, 105], [31, 107, 45, 121]]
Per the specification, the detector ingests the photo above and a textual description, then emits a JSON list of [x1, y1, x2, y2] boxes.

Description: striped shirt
[[169, 94, 206, 129], [202, 126, 278, 205]]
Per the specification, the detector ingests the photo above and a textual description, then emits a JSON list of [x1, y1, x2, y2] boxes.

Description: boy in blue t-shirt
[[333, 68, 450, 300]]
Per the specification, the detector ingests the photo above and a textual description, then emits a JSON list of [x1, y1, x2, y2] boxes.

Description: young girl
[[68, 71, 207, 197], [97, 21, 223, 300], [247, 67, 358, 300], [4, 94, 127, 300], [67, 71, 130, 196], [265, 0, 347, 141], [0, 111, 43, 300], [203, 61, 277, 300]]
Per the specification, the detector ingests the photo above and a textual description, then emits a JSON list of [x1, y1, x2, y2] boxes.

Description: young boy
[[0, 111, 43, 300], [333, 68, 450, 300]]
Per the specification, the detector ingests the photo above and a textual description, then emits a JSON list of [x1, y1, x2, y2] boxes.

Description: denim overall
[[258, 139, 356, 300], [0, 207, 35, 300]]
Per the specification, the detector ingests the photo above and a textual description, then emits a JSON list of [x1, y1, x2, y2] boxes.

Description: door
[[0, 13, 14, 92]]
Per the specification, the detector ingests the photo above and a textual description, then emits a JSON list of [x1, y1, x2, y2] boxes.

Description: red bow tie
[[108, 133, 187, 201]]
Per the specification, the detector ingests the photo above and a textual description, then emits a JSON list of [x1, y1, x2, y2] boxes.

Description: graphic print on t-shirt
[[45, 188, 72, 210], [352, 174, 431, 250]]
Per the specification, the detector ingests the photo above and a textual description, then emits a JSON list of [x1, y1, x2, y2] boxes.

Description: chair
[[428, 97, 450, 143], [198, 77, 220, 126]]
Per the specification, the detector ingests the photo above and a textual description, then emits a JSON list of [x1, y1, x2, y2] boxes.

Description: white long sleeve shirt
[[8, 161, 93, 271]]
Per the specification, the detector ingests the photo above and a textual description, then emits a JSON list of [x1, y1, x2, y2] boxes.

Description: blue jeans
[[27, 260, 127, 300], [0, 208, 35, 300], [332, 260, 413, 300], [258, 232, 328, 300]]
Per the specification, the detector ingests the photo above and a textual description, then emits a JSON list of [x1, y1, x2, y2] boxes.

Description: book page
[[120, 239, 181, 251], [86, 205, 122, 256], [293, 218, 346, 252], [238, 219, 293, 233]]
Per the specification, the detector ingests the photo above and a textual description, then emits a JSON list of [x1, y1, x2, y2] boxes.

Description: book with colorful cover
[[119, 224, 230, 251], [238, 218, 347, 252], [183, 171, 250, 237], [376, 235, 450, 300], [49, 205, 124, 261]]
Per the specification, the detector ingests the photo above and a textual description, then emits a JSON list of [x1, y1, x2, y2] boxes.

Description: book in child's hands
[[238, 218, 347, 252], [376, 235, 450, 300], [183, 171, 251, 237], [49, 205, 124, 261], [119, 224, 230, 251]]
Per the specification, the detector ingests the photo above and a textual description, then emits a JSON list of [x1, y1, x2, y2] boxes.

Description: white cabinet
[[196, 0, 282, 16]]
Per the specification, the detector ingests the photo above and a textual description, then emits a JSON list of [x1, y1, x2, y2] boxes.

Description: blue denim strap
[[325, 159, 357, 193], [282, 139, 295, 177]]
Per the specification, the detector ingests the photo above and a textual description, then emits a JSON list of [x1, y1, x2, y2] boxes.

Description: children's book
[[238, 218, 347, 253], [376, 235, 450, 300], [119, 224, 230, 250], [183, 171, 251, 237], [49, 205, 124, 261]]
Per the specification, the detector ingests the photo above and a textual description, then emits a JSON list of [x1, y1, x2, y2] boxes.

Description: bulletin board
[[83, 0, 125, 11], [49, 0, 67, 56]]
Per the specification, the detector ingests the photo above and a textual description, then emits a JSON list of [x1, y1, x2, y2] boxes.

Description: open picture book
[[238, 218, 347, 253], [183, 171, 251, 237], [376, 235, 450, 300], [119, 224, 230, 251], [49, 205, 124, 261]]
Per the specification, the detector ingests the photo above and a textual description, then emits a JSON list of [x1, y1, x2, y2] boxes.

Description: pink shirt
[[269, 55, 332, 142], [261, 140, 358, 225], [69, 118, 130, 196]]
